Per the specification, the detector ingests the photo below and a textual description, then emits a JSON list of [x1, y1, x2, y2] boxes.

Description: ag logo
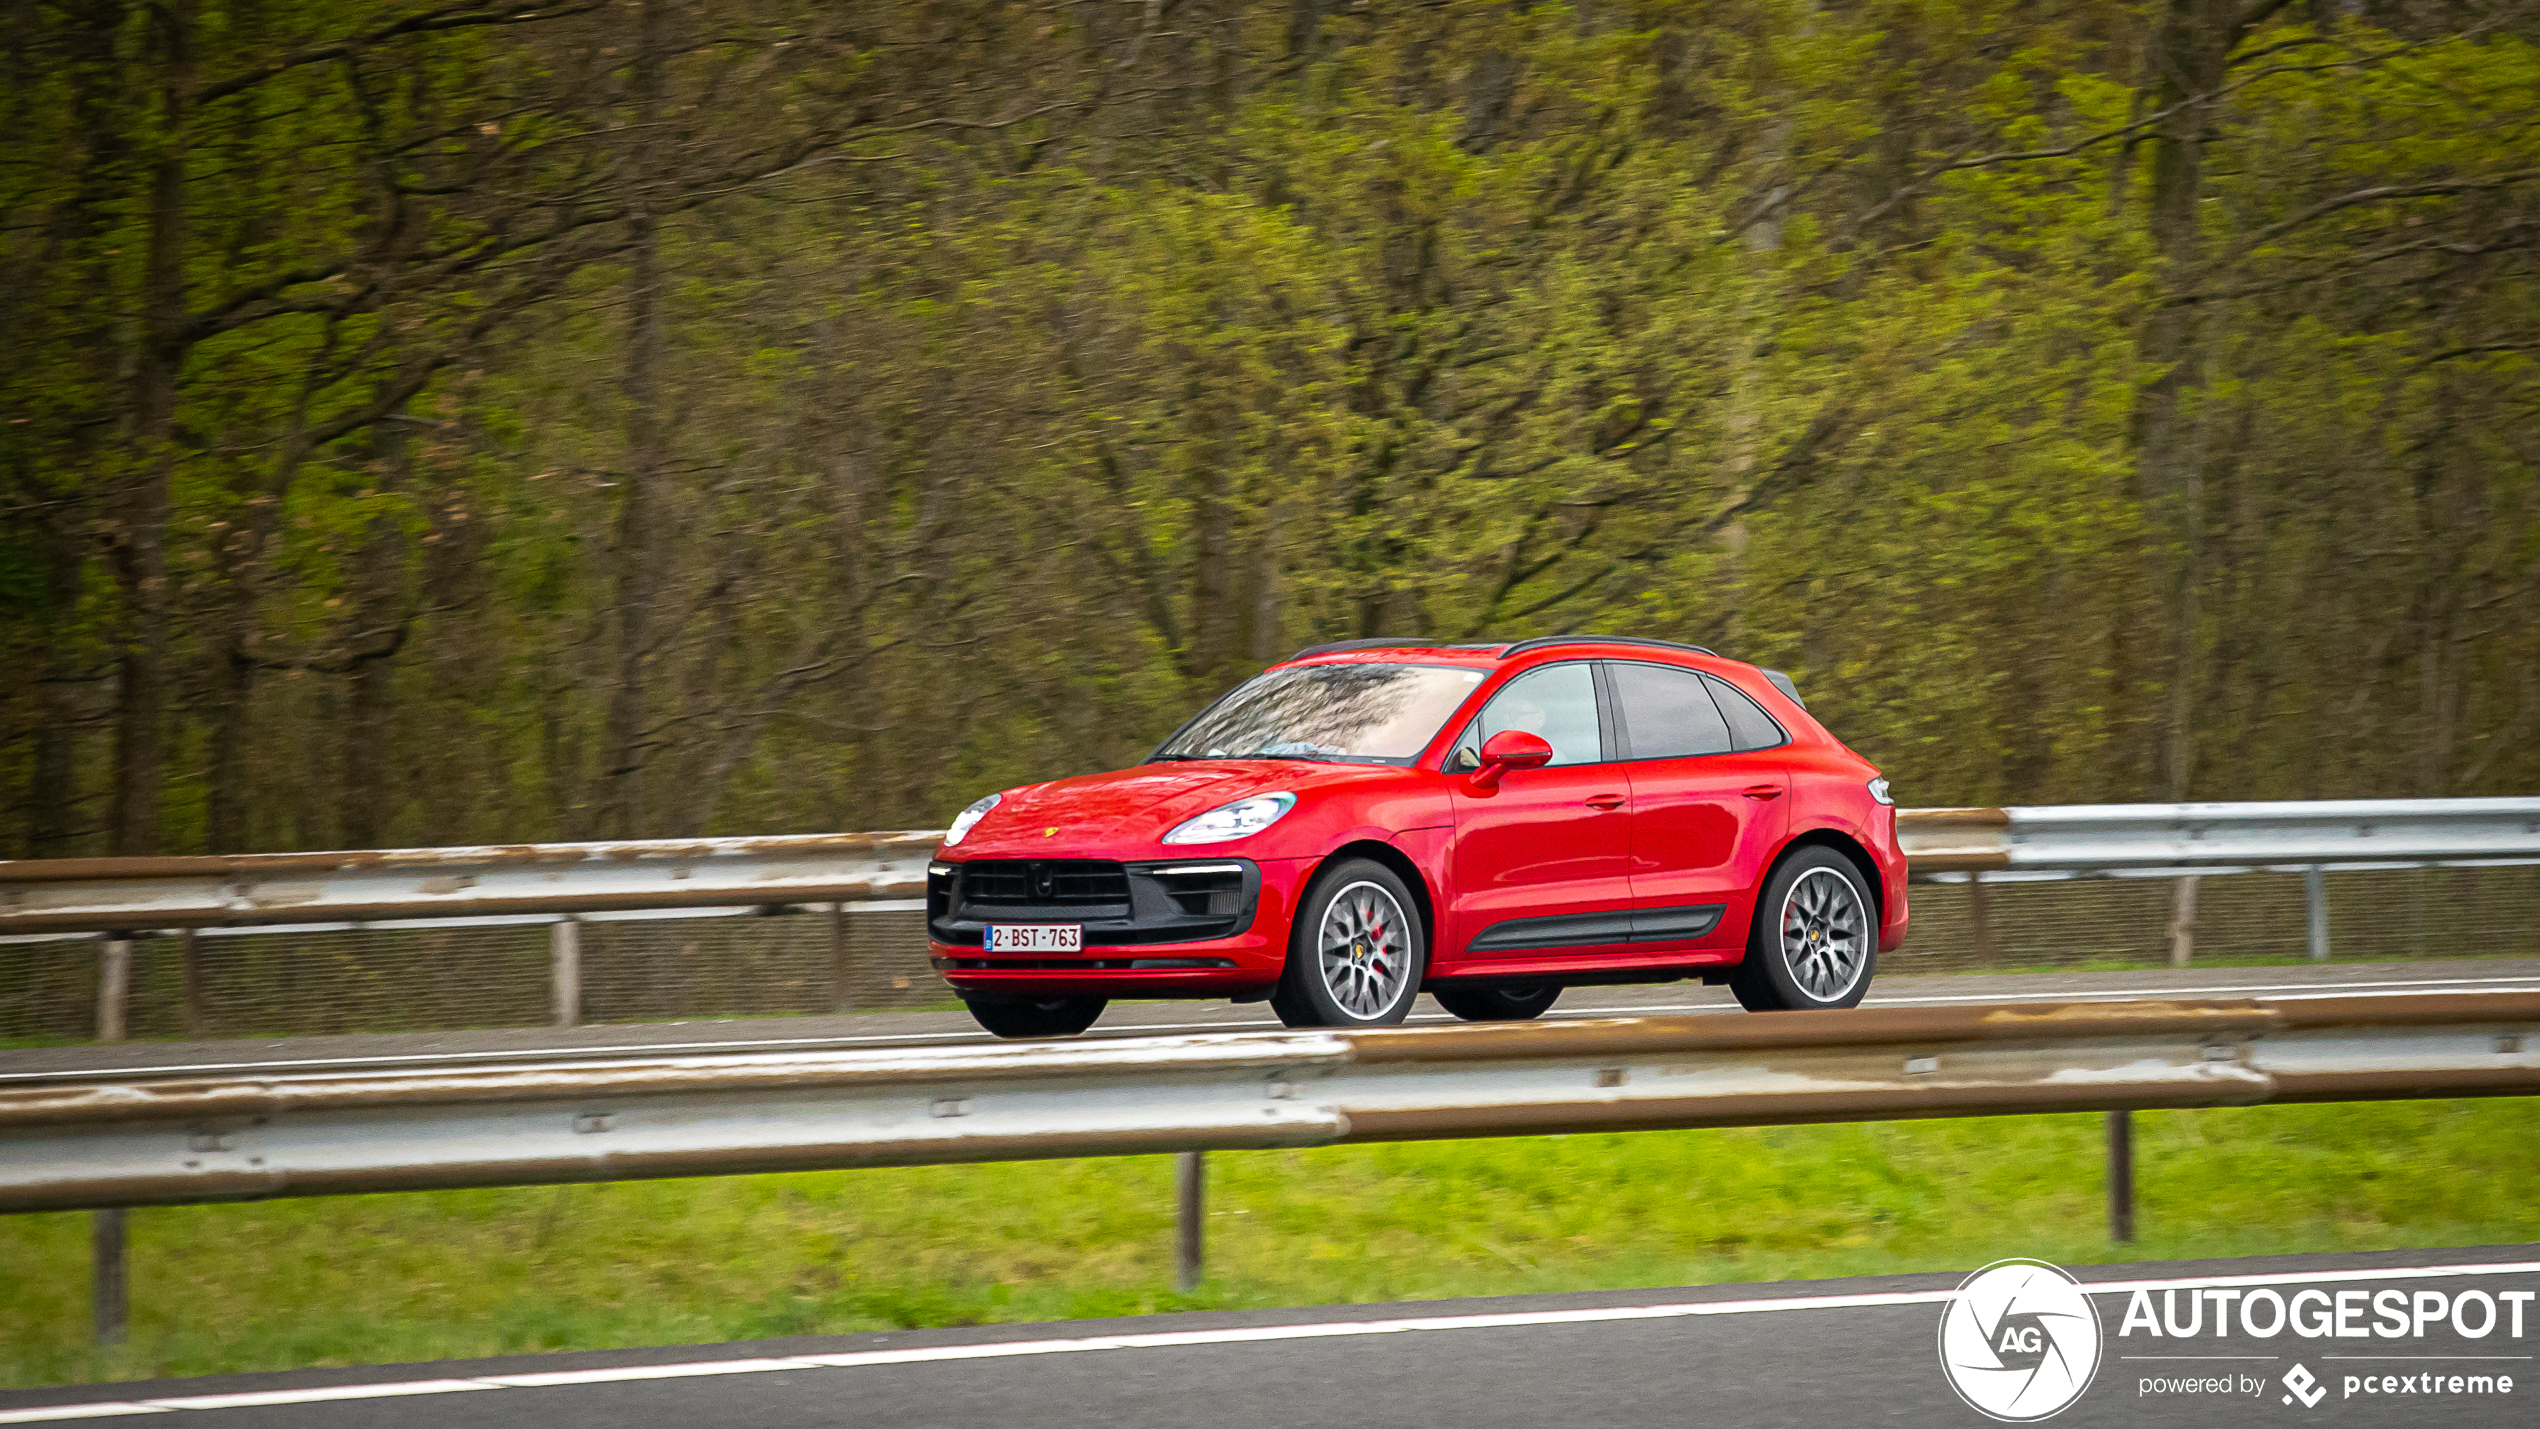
[[1938, 1259, 2104, 1421]]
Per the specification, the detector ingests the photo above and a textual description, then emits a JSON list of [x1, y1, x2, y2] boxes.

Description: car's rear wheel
[[1432, 983, 1561, 1022], [1271, 859, 1426, 1029], [964, 994, 1107, 1039], [1730, 846, 1876, 1012]]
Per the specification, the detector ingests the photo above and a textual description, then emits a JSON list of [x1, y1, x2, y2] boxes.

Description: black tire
[[964, 994, 1107, 1039], [1270, 858, 1427, 1028], [1432, 983, 1561, 1022], [1730, 846, 1878, 1012]]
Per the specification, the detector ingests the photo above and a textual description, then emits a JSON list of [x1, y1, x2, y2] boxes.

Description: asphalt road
[[6, 957, 2537, 1085], [5, 1247, 2534, 1426]]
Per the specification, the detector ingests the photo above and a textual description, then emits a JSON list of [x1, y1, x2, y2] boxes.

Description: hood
[[946, 760, 1381, 856]]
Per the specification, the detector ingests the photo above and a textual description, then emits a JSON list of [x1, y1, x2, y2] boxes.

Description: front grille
[[959, 860, 1132, 908], [930, 858, 1261, 949]]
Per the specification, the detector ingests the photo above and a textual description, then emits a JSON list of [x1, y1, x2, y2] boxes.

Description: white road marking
[[7, 971, 2536, 1086], [5, 1260, 2535, 1422]]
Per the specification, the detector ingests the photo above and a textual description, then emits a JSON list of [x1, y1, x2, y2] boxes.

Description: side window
[[1476, 662, 1604, 767], [1610, 662, 1733, 759], [1703, 673, 1789, 752]]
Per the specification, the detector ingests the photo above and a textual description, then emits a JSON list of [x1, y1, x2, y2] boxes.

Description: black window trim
[[1601, 658, 1790, 763], [1591, 660, 1624, 765]]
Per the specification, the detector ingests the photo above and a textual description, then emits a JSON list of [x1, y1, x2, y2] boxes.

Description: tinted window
[[1476, 662, 1603, 767], [1704, 673, 1789, 752], [1610, 662, 1733, 759], [1154, 662, 1487, 764]]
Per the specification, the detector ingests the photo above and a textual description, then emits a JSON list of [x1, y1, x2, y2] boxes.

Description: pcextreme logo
[[2283, 1364, 2327, 1407], [1938, 1259, 2104, 1421]]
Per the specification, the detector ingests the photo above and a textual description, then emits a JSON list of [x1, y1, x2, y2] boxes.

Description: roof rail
[[1497, 634, 1720, 660], [1286, 638, 1510, 661]]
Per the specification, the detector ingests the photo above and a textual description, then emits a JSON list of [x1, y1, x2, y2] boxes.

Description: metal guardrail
[[1899, 798, 2540, 874], [5, 993, 2534, 1216], [0, 832, 943, 936], [4, 799, 2537, 939]]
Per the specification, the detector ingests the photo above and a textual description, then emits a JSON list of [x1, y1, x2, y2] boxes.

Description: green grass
[[4, 1099, 2535, 1390]]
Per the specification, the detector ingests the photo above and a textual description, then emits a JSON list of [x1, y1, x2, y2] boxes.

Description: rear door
[[1441, 661, 1634, 958], [1607, 661, 1791, 950]]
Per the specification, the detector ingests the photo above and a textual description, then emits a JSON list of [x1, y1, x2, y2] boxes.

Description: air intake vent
[[958, 860, 1131, 907]]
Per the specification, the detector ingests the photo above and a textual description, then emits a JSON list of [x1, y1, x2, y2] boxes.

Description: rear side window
[[1473, 662, 1604, 766], [1703, 673, 1789, 752], [1609, 662, 1732, 759]]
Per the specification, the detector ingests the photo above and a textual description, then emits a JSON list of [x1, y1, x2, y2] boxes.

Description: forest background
[[3, 0, 2536, 858]]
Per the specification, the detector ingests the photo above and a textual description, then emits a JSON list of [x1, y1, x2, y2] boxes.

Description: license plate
[[984, 924, 1082, 953]]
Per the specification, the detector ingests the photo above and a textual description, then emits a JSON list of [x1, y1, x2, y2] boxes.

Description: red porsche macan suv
[[927, 635, 1907, 1038]]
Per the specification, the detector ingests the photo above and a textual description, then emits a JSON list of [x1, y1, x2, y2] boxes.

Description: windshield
[[1151, 663, 1487, 764]]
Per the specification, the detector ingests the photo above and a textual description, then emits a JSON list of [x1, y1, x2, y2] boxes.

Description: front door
[[1606, 660, 1791, 950], [1443, 661, 1634, 958]]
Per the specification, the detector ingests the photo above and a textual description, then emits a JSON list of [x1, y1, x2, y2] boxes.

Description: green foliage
[[3, 2, 2536, 852]]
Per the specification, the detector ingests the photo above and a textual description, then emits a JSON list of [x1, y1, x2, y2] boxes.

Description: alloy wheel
[[1318, 880, 1411, 1019], [1780, 866, 1869, 1002]]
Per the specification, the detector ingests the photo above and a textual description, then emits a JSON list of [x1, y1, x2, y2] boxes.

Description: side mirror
[[1468, 729, 1554, 790]]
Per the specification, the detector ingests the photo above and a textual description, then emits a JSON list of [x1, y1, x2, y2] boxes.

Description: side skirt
[[1428, 948, 1741, 988]]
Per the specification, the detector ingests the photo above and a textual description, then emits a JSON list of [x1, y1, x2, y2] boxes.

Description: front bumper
[[928, 855, 1311, 997]]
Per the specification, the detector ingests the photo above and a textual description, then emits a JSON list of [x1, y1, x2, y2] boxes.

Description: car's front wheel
[[1432, 983, 1561, 1022], [1730, 846, 1877, 1012], [964, 994, 1107, 1039], [1271, 858, 1427, 1029]]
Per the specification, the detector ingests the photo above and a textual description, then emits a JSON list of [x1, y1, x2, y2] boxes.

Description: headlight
[[943, 792, 1002, 846], [1162, 792, 1296, 845], [1867, 777, 1893, 806]]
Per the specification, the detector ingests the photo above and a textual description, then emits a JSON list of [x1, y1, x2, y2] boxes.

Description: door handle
[[1584, 793, 1626, 811], [1742, 785, 1784, 801]]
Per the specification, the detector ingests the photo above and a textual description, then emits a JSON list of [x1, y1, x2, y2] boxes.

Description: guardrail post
[[2304, 866, 2330, 961], [2166, 875, 2199, 968], [1967, 872, 1995, 965], [830, 901, 853, 1014], [97, 934, 131, 1043], [93, 1207, 127, 1346], [551, 917, 581, 1029], [2106, 1111, 2135, 1243], [1174, 1151, 1204, 1293], [95, 934, 131, 1347], [179, 928, 209, 1038]]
